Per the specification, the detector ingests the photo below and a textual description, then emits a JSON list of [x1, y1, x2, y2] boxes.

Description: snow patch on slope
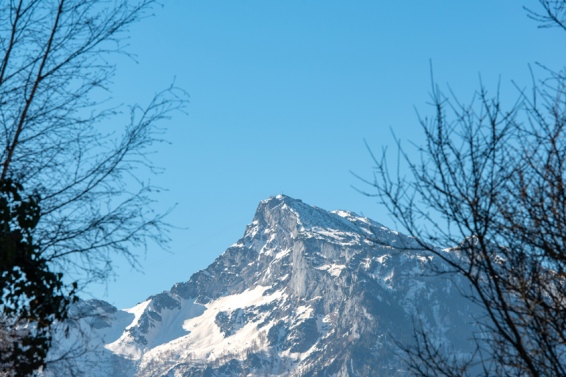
[[141, 285, 286, 367], [104, 301, 151, 359], [316, 264, 345, 277]]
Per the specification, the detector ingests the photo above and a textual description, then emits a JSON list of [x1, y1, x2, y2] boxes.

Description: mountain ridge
[[45, 195, 477, 377]]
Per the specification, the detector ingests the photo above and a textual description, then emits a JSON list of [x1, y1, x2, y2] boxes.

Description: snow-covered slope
[[46, 195, 478, 376]]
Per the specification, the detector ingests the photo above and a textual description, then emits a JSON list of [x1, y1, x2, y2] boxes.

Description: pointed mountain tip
[[253, 195, 368, 236], [255, 195, 307, 219], [251, 196, 398, 243], [256, 194, 314, 218], [262, 194, 302, 205]]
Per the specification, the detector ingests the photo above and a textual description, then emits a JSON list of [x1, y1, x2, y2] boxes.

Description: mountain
[[45, 195, 478, 376]]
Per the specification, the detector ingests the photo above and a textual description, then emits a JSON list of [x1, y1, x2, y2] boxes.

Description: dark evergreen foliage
[[0, 179, 77, 376]]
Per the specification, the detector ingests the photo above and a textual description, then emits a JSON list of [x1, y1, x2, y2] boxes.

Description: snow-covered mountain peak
[[46, 196, 478, 377], [246, 195, 417, 256], [253, 196, 361, 239], [254, 195, 359, 232]]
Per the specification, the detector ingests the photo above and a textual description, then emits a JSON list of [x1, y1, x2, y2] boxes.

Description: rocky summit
[[45, 195, 477, 376]]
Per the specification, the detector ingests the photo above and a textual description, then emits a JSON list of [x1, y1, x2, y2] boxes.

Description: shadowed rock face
[[46, 195, 479, 377]]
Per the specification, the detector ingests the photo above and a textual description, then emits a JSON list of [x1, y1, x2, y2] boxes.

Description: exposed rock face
[[46, 195, 478, 376]]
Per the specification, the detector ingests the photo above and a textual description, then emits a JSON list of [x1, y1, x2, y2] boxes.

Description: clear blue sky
[[85, 0, 565, 308]]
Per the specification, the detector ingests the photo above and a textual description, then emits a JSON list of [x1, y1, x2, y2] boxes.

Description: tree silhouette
[[364, 1, 566, 375], [0, 0, 187, 374]]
